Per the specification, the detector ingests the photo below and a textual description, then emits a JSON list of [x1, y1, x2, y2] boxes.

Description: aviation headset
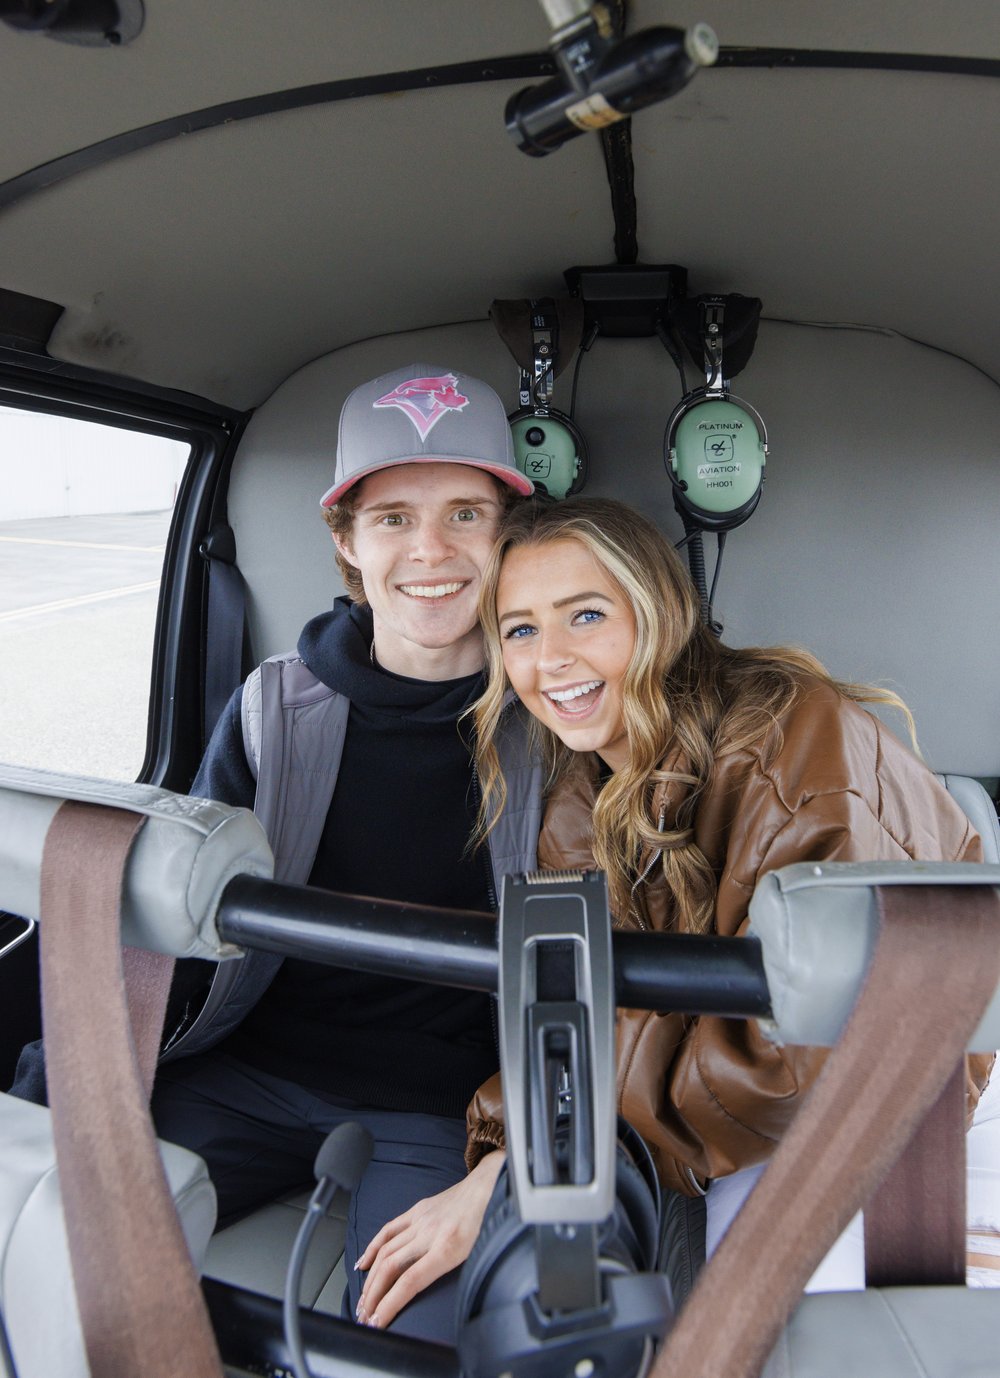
[[491, 296, 589, 500], [456, 1120, 665, 1378], [664, 294, 768, 532], [455, 872, 672, 1378]]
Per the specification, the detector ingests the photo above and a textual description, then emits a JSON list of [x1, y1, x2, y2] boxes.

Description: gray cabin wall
[[228, 318, 1000, 776]]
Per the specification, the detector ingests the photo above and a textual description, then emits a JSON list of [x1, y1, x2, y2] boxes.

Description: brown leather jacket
[[467, 676, 992, 1193]]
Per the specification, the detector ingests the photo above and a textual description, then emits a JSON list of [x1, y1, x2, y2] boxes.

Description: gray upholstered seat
[[748, 856, 1000, 1377], [764, 1287, 999, 1378], [0, 1093, 216, 1378], [0, 764, 350, 1325], [0, 764, 273, 1378], [203, 1187, 350, 1314]]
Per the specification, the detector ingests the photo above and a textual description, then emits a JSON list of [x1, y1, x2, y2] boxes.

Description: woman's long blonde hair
[[473, 497, 916, 933]]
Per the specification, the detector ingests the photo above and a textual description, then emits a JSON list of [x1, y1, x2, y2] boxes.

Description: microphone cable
[[283, 1121, 374, 1378]]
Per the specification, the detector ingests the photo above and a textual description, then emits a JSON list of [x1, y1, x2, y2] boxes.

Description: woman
[[468, 495, 991, 1217], [356, 495, 992, 1324]]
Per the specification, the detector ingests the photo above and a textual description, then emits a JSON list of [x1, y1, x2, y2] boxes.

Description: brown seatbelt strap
[[864, 1057, 967, 1285], [121, 941, 175, 1097], [650, 883, 1000, 1378], [40, 799, 224, 1378]]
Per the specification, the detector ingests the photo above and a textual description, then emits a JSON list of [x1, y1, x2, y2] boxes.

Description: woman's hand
[[355, 1150, 506, 1330]]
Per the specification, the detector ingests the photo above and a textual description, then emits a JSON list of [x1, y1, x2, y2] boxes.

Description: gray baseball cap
[[320, 364, 534, 507]]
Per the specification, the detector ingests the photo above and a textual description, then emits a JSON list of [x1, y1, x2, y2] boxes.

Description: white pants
[[967, 1068, 1000, 1285], [706, 1164, 865, 1292], [705, 1066, 1000, 1292]]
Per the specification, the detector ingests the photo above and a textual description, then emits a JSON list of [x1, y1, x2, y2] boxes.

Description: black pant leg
[[151, 1050, 323, 1228], [343, 1108, 469, 1345], [153, 1056, 472, 1344]]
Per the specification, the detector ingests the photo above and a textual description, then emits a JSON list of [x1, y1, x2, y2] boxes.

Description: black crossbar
[[217, 875, 771, 1019]]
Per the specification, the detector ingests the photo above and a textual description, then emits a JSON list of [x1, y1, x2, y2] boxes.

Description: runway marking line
[[0, 536, 164, 553], [0, 581, 160, 623]]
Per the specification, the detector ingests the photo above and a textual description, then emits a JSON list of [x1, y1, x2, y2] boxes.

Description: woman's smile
[[543, 679, 606, 719]]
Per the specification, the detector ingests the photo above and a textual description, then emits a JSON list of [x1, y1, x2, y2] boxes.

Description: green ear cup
[[666, 394, 767, 529], [510, 411, 586, 500]]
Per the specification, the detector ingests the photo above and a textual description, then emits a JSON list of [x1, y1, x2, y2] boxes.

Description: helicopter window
[[0, 404, 189, 779]]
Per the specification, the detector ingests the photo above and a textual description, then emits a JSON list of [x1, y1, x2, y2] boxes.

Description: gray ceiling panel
[[0, 83, 614, 406], [2, 2, 999, 405], [0, 0, 557, 182]]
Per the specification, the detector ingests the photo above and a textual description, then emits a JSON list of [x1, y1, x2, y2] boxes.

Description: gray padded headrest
[[748, 861, 1000, 1051], [937, 773, 1000, 864], [0, 763, 273, 961]]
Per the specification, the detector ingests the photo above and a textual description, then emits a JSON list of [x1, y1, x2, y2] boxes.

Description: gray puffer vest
[[163, 653, 542, 1061]]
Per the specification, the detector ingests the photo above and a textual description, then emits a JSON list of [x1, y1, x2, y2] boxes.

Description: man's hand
[[355, 1150, 506, 1330]]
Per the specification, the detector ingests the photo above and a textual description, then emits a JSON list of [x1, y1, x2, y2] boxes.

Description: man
[[150, 365, 541, 1341]]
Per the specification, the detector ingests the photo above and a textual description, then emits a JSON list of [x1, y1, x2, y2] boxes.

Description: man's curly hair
[[322, 484, 367, 602]]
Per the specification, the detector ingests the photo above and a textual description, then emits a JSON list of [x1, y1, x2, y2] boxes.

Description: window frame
[[0, 362, 243, 790]]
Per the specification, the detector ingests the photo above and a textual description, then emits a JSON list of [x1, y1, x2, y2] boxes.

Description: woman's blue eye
[[503, 623, 535, 640], [574, 608, 605, 624]]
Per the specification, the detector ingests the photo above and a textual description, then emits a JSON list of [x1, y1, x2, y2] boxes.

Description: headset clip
[[519, 300, 557, 412], [701, 296, 727, 391]]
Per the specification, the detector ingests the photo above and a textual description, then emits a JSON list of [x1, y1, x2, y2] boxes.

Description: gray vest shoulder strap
[[242, 652, 350, 885], [240, 663, 264, 779], [169, 654, 349, 1061]]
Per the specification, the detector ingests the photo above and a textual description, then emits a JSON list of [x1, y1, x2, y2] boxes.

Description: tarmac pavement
[[0, 511, 172, 779]]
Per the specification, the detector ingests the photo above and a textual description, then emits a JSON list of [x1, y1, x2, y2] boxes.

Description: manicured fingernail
[[353, 1259, 361, 1271], [355, 1300, 365, 1321], [368, 1313, 380, 1330]]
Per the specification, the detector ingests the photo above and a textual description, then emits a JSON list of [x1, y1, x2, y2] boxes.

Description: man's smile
[[397, 580, 469, 600]]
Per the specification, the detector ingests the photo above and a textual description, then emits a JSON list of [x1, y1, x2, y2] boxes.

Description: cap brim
[[320, 455, 534, 507]]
